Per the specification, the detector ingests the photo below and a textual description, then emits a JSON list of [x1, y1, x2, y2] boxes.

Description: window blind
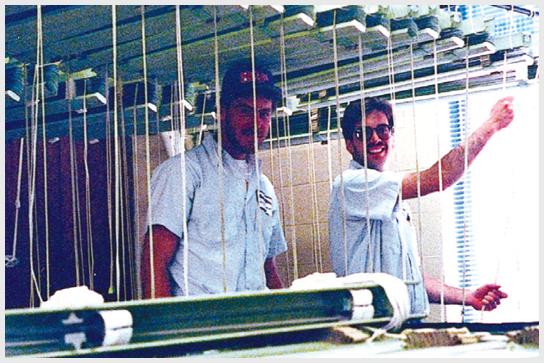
[[448, 100, 480, 322]]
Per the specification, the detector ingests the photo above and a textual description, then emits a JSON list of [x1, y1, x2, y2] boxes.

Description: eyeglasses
[[355, 124, 393, 142]]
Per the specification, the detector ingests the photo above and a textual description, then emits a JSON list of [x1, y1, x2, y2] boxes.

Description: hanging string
[[65, 66, 86, 292], [23, 62, 35, 305], [174, 4, 190, 296], [325, 105, 334, 191], [137, 5, 157, 299], [408, 43, 424, 292], [82, 80, 95, 291], [6, 138, 25, 269], [385, 14, 412, 283], [36, 7, 52, 302], [111, 5, 121, 301], [130, 78, 143, 299], [485, 4, 519, 321], [278, 16, 299, 282], [246, 7, 268, 289], [431, 34, 446, 320], [28, 4, 45, 306], [118, 73, 133, 300], [198, 90, 207, 145], [211, 6, 228, 293], [331, 8, 349, 277], [103, 66, 115, 296], [305, 93, 323, 273], [38, 55, 51, 303], [356, 31, 373, 274]]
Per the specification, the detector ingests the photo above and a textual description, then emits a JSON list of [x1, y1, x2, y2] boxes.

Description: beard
[[223, 116, 258, 156]]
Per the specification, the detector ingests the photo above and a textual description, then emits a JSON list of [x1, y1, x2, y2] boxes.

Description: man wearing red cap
[[141, 60, 287, 298]]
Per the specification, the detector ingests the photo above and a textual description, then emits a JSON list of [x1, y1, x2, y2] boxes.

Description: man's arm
[[264, 257, 284, 289], [402, 96, 514, 200], [141, 224, 179, 299], [424, 274, 508, 311]]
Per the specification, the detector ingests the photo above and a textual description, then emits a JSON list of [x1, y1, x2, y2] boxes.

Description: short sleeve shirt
[[328, 160, 429, 315], [148, 133, 287, 296]]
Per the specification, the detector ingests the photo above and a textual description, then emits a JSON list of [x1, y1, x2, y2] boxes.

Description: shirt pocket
[[189, 185, 245, 242]]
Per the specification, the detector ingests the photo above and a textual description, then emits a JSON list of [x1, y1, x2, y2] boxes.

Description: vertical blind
[[448, 99, 480, 322]]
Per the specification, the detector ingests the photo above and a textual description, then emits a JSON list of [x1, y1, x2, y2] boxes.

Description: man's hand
[[467, 284, 508, 311], [487, 96, 515, 133]]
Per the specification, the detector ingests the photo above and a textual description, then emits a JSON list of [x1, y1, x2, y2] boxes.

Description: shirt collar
[[349, 159, 364, 170]]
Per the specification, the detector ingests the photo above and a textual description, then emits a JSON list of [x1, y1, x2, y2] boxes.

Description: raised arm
[[402, 96, 514, 200], [141, 224, 179, 299]]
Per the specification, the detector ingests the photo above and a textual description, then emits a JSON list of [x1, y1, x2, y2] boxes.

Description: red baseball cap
[[221, 60, 282, 106]]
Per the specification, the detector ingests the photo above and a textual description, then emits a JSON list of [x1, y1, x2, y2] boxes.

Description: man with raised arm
[[328, 97, 512, 315]]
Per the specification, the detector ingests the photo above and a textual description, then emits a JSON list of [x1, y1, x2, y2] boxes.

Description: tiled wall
[[259, 138, 351, 284]]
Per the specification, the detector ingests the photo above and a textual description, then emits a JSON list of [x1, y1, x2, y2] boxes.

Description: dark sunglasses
[[355, 124, 393, 142]]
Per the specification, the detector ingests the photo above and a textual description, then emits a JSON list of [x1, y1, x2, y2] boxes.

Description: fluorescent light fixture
[[6, 90, 20, 102], [321, 19, 366, 34], [277, 106, 293, 116], [418, 28, 439, 41], [453, 41, 496, 58], [181, 99, 193, 111], [422, 36, 465, 54], [296, 13, 315, 27], [368, 25, 390, 39], [268, 5, 284, 13]]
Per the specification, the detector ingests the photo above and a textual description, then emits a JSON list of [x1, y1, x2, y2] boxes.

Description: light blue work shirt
[[148, 133, 287, 296], [328, 160, 429, 315]]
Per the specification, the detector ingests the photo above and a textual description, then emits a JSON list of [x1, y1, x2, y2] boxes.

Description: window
[[442, 84, 539, 323]]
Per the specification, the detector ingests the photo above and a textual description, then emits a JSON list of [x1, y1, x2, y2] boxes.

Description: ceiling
[[4, 5, 539, 142]]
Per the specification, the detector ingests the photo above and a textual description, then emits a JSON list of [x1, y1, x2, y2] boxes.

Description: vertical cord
[[40, 74, 51, 301], [198, 92, 207, 145], [82, 81, 95, 291], [139, 5, 156, 299], [305, 95, 323, 272], [131, 78, 142, 299], [212, 7, 228, 293], [121, 84, 135, 299], [325, 105, 334, 190], [38, 15, 51, 302], [330, 9, 349, 276], [386, 22, 407, 280], [175, 5, 190, 296], [248, 8, 267, 288], [484, 4, 516, 321], [104, 65, 116, 296], [28, 5, 45, 306], [278, 18, 298, 281], [432, 37, 445, 319], [118, 75, 131, 300], [111, 5, 121, 301], [358, 32, 371, 273], [8, 139, 25, 269]]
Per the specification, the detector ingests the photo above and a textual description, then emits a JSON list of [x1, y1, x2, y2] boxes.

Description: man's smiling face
[[347, 110, 394, 172]]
